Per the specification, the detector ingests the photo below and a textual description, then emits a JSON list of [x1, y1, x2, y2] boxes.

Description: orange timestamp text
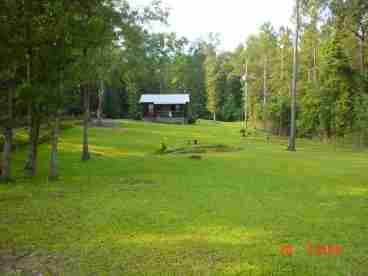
[[280, 242, 343, 257]]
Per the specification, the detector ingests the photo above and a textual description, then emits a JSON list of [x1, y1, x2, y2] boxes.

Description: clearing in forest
[[1, 120, 367, 275]]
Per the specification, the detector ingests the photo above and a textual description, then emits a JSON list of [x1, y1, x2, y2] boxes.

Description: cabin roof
[[139, 94, 190, 105]]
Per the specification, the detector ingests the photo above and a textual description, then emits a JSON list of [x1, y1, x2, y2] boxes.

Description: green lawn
[[1, 120, 367, 275]]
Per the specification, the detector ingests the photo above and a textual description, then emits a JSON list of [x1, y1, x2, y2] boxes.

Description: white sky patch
[[130, 0, 295, 51]]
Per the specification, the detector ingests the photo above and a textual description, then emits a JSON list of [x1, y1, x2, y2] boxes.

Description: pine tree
[[204, 49, 219, 121]]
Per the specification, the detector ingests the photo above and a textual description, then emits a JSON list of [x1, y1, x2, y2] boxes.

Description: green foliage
[[159, 141, 167, 153], [204, 49, 219, 116], [1, 0, 367, 142], [220, 93, 241, 122], [318, 30, 355, 138], [0, 121, 74, 150], [298, 83, 321, 137], [125, 76, 141, 119], [187, 115, 197, 125]]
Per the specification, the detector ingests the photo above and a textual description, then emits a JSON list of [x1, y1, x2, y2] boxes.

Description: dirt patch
[[89, 120, 121, 128], [113, 177, 159, 192], [0, 250, 69, 276], [0, 195, 30, 203], [162, 144, 242, 155], [49, 191, 65, 199], [189, 155, 203, 160]]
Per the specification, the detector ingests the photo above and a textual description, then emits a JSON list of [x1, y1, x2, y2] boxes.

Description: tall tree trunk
[[1, 90, 13, 182], [24, 51, 40, 177], [313, 46, 317, 83], [97, 79, 104, 126], [288, 0, 300, 152], [159, 66, 164, 94], [24, 50, 40, 176], [24, 107, 40, 177], [263, 58, 268, 130], [82, 85, 90, 161], [263, 59, 267, 108], [358, 29, 365, 148], [281, 46, 284, 81], [49, 110, 60, 180], [213, 112, 216, 122], [49, 70, 63, 180], [243, 62, 249, 130], [358, 31, 365, 76], [279, 48, 284, 136], [1, 127, 12, 182], [279, 103, 283, 137]]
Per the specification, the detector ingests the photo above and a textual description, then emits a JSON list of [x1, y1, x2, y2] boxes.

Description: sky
[[130, 0, 295, 51]]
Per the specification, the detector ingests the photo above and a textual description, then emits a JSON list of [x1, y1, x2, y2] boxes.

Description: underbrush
[[0, 121, 75, 150]]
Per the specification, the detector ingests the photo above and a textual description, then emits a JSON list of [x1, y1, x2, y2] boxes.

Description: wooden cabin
[[139, 94, 190, 124]]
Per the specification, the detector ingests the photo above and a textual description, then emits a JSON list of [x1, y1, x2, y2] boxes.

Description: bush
[[159, 141, 167, 153], [240, 128, 252, 137], [133, 112, 142, 121], [0, 120, 75, 150], [60, 121, 75, 130], [189, 155, 202, 160], [188, 115, 197, 125]]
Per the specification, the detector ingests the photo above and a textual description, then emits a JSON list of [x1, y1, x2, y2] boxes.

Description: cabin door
[[148, 104, 154, 116]]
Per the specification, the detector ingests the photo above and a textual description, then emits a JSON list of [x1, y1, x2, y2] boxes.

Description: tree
[[275, 27, 293, 136], [20, 0, 48, 177], [0, 0, 19, 182], [125, 75, 140, 119], [0, 86, 14, 182], [258, 23, 278, 131], [288, 0, 301, 151], [47, 1, 77, 180], [331, 0, 367, 74], [330, 0, 368, 145], [319, 27, 355, 139], [204, 48, 219, 121]]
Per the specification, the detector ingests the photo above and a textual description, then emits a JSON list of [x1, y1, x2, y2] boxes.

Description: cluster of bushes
[[0, 121, 75, 151]]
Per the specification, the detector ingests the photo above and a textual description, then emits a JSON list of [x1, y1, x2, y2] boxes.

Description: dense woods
[[0, 0, 167, 181], [0, 0, 367, 182]]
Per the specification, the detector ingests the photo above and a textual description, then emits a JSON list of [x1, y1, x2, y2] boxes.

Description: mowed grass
[[1, 120, 367, 275]]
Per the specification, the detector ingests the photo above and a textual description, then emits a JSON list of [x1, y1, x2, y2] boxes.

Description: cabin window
[[175, 105, 181, 112]]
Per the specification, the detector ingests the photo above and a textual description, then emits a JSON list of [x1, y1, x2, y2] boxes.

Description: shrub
[[134, 112, 142, 121], [240, 128, 252, 137], [189, 155, 202, 160], [60, 121, 75, 130], [187, 115, 197, 125], [240, 128, 246, 137], [159, 141, 167, 153]]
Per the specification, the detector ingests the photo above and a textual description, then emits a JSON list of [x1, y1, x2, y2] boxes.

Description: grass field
[[1, 120, 367, 275]]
